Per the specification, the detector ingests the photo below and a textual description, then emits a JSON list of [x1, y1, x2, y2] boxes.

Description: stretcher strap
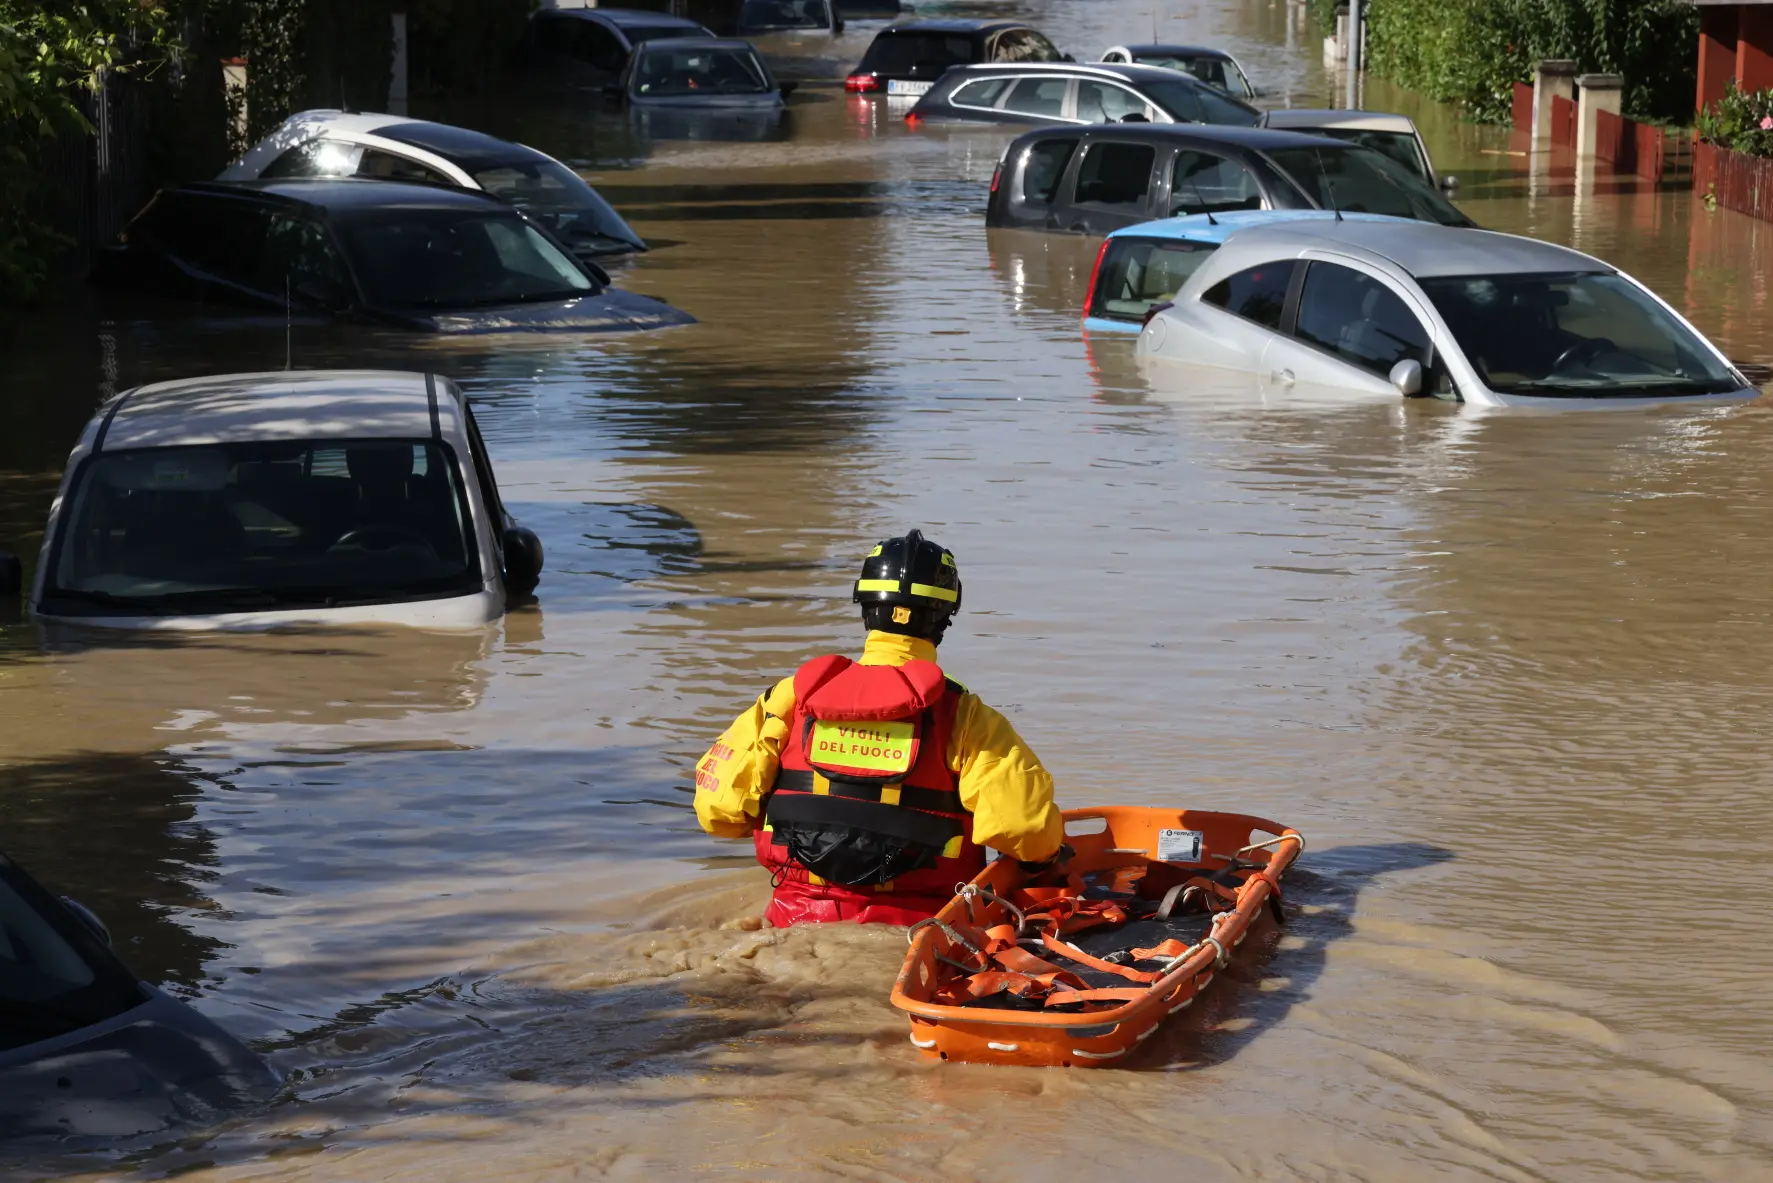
[[1039, 933, 1162, 983]]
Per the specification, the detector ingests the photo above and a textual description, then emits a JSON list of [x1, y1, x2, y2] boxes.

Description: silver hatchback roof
[[1217, 221, 1610, 279], [100, 370, 444, 452]]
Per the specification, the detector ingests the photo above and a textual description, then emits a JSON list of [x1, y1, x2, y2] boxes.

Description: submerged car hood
[[390, 288, 696, 334]]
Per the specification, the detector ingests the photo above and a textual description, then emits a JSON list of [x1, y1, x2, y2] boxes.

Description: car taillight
[[905, 111, 922, 126], [1142, 300, 1174, 328], [989, 162, 1002, 194], [844, 74, 879, 92], [1083, 238, 1112, 319]]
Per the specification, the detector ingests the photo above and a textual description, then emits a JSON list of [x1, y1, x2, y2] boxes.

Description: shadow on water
[[1132, 841, 1456, 1071]]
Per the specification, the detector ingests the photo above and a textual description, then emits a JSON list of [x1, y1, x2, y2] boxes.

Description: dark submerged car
[[1099, 44, 1259, 99], [519, 7, 715, 77], [907, 61, 1261, 127], [0, 850, 277, 1138], [844, 20, 1066, 95], [985, 124, 1476, 236], [96, 180, 695, 335], [618, 37, 791, 108]]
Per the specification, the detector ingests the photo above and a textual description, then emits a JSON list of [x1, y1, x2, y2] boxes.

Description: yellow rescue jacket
[[694, 631, 1064, 864]]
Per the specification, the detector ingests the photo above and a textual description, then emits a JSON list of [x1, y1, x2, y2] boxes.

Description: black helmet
[[852, 529, 961, 618]]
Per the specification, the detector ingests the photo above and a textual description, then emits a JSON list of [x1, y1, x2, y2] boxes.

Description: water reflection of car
[[0, 849, 278, 1137], [30, 370, 547, 630], [221, 110, 646, 258], [985, 125, 1476, 236], [617, 37, 792, 109], [1099, 44, 1260, 100], [519, 7, 715, 82], [1260, 109, 1450, 190], [845, 20, 1067, 96], [906, 62, 1260, 128], [1083, 210, 1406, 333], [1136, 221, 1760, 409], [96, 180, 694, 334]]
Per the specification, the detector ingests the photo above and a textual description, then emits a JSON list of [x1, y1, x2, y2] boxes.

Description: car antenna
[[284, 273, 293, 371], [1182, 172, 1218, 225], [1315, 148, 1344, 222]]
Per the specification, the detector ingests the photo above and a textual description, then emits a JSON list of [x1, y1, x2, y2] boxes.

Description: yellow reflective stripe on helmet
[[869, 545, 883, 557], [908, 583, 958, 602], [941, 553, 956, 568], [855, 579, 900, 593]]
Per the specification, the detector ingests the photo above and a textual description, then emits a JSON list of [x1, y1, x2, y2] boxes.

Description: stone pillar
[[1575, 73, 1623, 160], [1699, 6, 1740, 112], [222, 57, 248, 145], [389, 10, 409, 115], [1532, 59, 1578, 141], [1740, 6, 1773, 92]]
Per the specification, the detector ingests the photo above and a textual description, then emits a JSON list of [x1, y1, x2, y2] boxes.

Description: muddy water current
[[4, 1, 1773, 1179]]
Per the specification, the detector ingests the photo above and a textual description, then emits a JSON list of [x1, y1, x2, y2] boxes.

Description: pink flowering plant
[[1697, 80, 1773, 155]]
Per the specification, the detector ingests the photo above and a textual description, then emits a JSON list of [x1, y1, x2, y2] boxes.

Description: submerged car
[[1135, 220, 1759, 409], [0, 849, 278, 1136], [96, 180, 692, 334], [222, 110, 646, 258], [519, 7, 715, 79], [845, 20, 1067, 96], [1082, 209, 1406, 333], [1259, 109, 1447, 188], [907, 62, 1260, 128], [616, 36, 791, 108], [31, 370, 545, 630], [985, 124, 1475, 236], [619, 0, 840, 37], [1099, 44, 1259, 100]]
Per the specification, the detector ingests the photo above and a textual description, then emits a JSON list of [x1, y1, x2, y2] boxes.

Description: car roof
[[954, 61, 1213, 86], [634, 35, 757, 52], [878, 19, 1023, 34], [1217, 221, 1607, 278], [1005, 123, 1347, 151], [366, 119, 549, 172], [1106, 209, 1409, 243], [1115, 44, 1234, 58], [1262, 109, 1418, 134], [98, 371, 452, 451], [184, 177, 512, 212], [544, 7, 706, 27]]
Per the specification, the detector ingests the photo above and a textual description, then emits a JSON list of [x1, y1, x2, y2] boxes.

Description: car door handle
[[1271, 369, 1295, 386]]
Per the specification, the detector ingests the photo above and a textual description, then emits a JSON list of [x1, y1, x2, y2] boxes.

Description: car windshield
[[739, 0, 830, 31], [470, 159, 643, 254], [335, 210, 595, 308], [1091, 237, 1219, 322], [858, 32, 976, 74], [45, 440, 484, 613], [1142, 79, 1260, 126], [1418, 272, 1742, 397], [1264, 145, 1472, 226], [1134, 53, 1250, 97], [1, 862, 141, 1051], [634, 46, 772, 95], [1292, 127, 1430, 182]]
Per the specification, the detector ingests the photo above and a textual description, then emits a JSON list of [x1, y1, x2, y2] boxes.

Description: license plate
[[887, 80, 933, 96]]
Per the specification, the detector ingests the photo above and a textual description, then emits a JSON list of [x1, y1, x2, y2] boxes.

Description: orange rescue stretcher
[[890, 806, 1303, 1068]]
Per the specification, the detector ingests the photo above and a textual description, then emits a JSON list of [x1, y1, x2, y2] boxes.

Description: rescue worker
[[694, 530, 1065, 927]]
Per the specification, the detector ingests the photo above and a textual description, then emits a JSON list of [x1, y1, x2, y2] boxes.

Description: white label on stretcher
[[1156, 829, 1204, 863]]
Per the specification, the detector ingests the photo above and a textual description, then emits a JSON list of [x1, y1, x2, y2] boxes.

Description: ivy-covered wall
[[1311, 0, 1699, 126]]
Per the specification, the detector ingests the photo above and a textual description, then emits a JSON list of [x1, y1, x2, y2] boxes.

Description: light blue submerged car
[[1083, 209, 1408, 334]]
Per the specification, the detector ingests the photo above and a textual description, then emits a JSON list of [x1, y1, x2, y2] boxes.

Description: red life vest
[[755, 654, 984, 925]]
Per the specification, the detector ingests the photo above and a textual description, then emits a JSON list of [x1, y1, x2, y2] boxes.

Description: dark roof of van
[[543, 7, 707, 28], [875, 19, 1025, 34]]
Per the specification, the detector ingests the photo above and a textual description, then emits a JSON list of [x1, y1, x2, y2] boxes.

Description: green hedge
[[1327, 0, 1699, 126]]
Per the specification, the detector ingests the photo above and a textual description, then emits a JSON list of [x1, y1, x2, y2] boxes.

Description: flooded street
[[4, 0, 1773, 1178]]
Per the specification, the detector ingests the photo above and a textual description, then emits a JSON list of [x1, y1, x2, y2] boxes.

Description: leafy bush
[[1696, 80, 1773, 156]]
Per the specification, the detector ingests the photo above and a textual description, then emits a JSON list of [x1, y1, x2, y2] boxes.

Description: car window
[[262, 138, 364, 179], [0, 863, 144, 1050], [952, 78, 1013, 110], [461, 402, 507, 524], [472, 160, 639, 253], [356, 148, 453, 185], [1141, 79, 1260, 126], [858, 33, 975, 73], [1025, 32, 1062, 61], [740, 0, 832, 32], [1073, 142, 1156, 207], [1089, 237, 1218, 321], [1021, 138, 1077, 202], [635, 46, 771, 95], [134, 192, 271, 285], [1170, 151, 1262, 215], [993, 30, 1051, 63], [259, 214, 349, 301], [1264, 145, 1470, 226], [1002, 77, 1069, 117], [1202, 260, 1297, 329], [1302, 128, 1431, 181], [1293, 262, 1430, 375], [334, 210, 594, 308], [1075, 80, 1155, 124], [577, 21, 627, 72], [46, 440, 482, 612]]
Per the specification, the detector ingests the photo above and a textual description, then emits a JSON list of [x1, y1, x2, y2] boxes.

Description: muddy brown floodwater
[[4, 0, 1773, 1179]]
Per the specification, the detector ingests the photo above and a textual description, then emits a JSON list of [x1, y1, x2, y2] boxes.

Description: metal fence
[[34, 69, 158, 283]]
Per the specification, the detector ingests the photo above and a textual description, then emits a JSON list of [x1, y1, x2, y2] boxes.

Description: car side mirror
[[1389, 359, 1425, 397], [0, 549, 19, 598], [1439, 174, 1459, 192], [502, 525, 544, 595], [1119, 113, 1149, 123], [60, 897, 112, 948], [1061, 53, 1075, 63], [779, 81, 798, 97]]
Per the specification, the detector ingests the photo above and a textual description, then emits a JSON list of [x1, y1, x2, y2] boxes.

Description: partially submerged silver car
[[1136, 220, 1759, 409], [30, 370, 543, 630]]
